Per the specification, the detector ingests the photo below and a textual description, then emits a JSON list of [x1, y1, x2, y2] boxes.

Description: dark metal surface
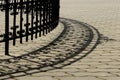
[[0, 0, 60, 55]]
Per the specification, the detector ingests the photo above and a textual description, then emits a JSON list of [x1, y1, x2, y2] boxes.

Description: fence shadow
[[0, 18, 116, 80]]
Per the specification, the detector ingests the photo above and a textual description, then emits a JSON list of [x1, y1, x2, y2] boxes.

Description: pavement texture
[[0, 0, 120, 80]]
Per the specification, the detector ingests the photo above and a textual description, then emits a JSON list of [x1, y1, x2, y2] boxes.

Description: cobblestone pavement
[[0, 0, 120, 80], [59, 0, 120, 80], [0, 17, 99, 80]]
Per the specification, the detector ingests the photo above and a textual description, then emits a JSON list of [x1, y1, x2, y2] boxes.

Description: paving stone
[[49, 68, 84, 73], [32, 72, 69, 77], [56, 77, 102, 80], [17, 76, 57, 80], [98, 77, 120, 80], [71, 72, 113, 77], [112, 72, 120, 76], [0, 0, 119, 80], [83, 68, 120, 73]]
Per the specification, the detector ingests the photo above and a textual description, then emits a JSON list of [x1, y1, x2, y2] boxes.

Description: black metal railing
[[0, 0, 60, 55]]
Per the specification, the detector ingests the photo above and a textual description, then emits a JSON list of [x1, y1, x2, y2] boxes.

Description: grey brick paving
[[0, 17, 95, 79], [0, 0, 120, 80], [56, 77, 102, 80], [59, 0, 120, 80]]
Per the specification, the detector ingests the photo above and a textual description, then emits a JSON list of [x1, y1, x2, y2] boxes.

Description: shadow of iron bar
[[0, 18, 101, 79]]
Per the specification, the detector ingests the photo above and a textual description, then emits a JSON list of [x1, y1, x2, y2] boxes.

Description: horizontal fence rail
[[0, 0, 60, 55]]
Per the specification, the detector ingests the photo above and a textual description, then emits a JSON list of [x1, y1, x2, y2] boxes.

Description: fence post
[[5, 0, 9, 55]]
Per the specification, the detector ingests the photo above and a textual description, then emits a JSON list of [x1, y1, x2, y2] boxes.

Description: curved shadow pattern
[[99, 34, 116, 44], [0, 18, 102, 80]]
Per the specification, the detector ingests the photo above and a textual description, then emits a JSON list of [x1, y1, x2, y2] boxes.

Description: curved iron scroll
[[0, 0, 60, 55]]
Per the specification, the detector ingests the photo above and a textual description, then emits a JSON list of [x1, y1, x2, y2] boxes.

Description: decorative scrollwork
[[0, 0, 60, 55]]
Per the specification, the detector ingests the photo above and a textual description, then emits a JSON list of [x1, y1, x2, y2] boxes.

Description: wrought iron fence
[[0, 0, 60, 55]]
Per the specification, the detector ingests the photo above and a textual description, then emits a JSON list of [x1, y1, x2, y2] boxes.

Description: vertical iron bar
[[39, 0, 41, 37], [5, 0, 9, 55], [49, 1, 52, 32], [25, 0, 29, 42], [20, 0, 23, 43], [13, 0, 17, 46], [35, 0, 38, 38], [51, 0, 54, 30], [45, 0, 48, 34], [48, 0, 50, 32], [31, 0, 34, 40], [43, 0, 45, 35], [58, 0, 60, 21]]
